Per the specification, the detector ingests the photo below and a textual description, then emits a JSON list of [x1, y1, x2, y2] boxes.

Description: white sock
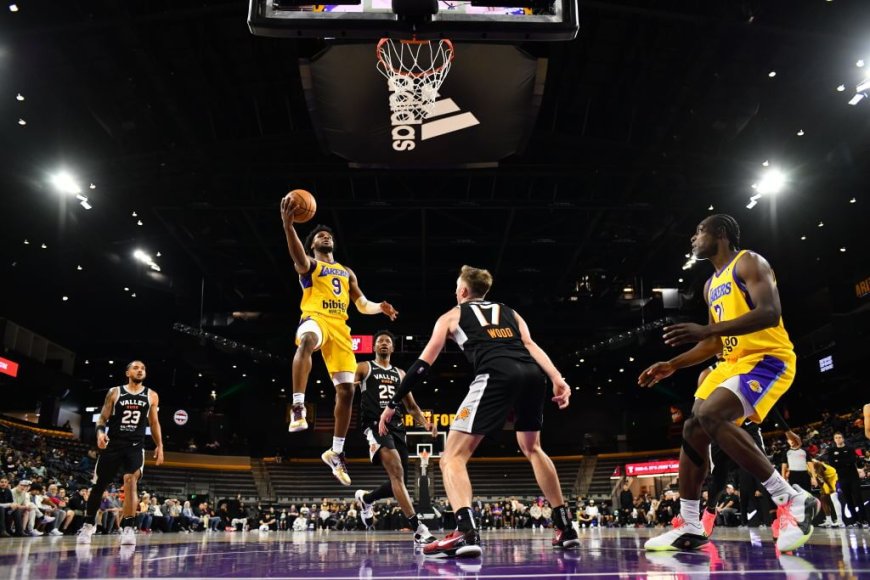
[[762, 470, 798, 505], [332, 436, 345, 454], [293, 393, 305, 406], [830, 493, 844, 524], [680, 499, 701, 527]]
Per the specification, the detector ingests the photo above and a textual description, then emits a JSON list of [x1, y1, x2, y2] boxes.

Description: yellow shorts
[[694, 350, 796, 423], [296, 313, 356, 383]]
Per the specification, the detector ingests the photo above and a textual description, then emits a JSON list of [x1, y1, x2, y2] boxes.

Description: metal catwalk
[[2, 527, 869, 578]]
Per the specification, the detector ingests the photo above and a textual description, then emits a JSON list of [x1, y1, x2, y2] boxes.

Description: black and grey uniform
[[449, 299, 546, 437], [360, 361, 409, 467], [94, 385, 151, 482]]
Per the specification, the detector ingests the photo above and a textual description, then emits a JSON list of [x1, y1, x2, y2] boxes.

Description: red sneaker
[[423, 529, 482, 558], [701, 510, 716, 537], [552, 525, 580, 549]]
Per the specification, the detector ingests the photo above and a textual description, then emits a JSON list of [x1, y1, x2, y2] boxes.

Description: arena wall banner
[[302, 43, 545, 167], [624, 459, 680, 477]]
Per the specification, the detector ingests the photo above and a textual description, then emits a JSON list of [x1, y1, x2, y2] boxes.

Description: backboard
[[248, 0, 579, 41]]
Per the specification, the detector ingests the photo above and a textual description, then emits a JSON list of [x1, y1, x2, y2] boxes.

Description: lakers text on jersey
[[299, 260, 350, 320]]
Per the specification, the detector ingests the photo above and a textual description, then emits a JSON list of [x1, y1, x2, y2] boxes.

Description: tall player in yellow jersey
[[281, 196, 398, 486], [638, 214, 818, 553]]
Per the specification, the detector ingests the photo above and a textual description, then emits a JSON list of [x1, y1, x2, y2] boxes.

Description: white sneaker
[[49, 529, 63, 536], [321, 449, 351, 486], [288, 404, 308, 432], [775, 485, 820, 552], [120, 526, 136, 546], [30, 529, 44, 536], [41, 516, 56, 524], [414, 523, 437, 545], [355, 490, 374, 528], [643, 516, 709, 551], [77, 523, 96, 544]]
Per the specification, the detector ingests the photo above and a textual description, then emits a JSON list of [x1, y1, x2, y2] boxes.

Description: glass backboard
[[249, 0, 578, 41]]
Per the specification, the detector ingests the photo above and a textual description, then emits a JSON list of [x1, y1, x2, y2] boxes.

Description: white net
[[376, 39, 454, 121]]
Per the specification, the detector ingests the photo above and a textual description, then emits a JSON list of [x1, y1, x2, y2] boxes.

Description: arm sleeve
[[388, 359, 431, 407], [354, 295, 383, 315]]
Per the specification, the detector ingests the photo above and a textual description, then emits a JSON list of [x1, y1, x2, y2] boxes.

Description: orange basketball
[[287, 189, 317, 223]]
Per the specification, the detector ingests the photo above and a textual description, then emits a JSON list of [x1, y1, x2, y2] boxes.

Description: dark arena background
[[1, 0, 869, 578]]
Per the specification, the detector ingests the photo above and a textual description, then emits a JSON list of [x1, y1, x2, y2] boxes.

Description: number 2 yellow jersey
[[299, 259, 350, 321], [707, 250, 793, 361]]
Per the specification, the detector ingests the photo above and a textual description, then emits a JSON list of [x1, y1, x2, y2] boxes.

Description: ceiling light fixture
[[9, 4, 18, 12], [18, 118, 26, 126], [837, 84, 846, 92], [796, 129, 804, 136], [16, 93, 24, 101]]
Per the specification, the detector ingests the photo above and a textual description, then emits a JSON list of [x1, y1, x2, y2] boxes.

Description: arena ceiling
[[2, 0, 868, 383]]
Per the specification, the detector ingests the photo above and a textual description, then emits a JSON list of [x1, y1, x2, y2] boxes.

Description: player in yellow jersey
[[281, 196, 398, 486], [808, 458, 843, 527], [638, 214, 818, 553]]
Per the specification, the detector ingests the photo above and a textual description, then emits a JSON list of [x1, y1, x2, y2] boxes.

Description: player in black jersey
[[379, 266, 579, 558], [353, 330, 438, 544], [77, 360, 164, 548]]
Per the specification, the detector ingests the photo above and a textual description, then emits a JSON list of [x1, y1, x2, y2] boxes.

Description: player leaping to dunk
[[281, 194, 398, 486]]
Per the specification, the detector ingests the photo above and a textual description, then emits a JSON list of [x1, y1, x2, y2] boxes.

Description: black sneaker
[[552, 525, 580, 549]]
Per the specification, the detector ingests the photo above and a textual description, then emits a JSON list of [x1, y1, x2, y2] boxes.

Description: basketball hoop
[[376, 38, 454, 121]]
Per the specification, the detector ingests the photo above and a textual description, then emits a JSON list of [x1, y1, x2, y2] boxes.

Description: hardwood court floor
[[1, 526, 868, 578]]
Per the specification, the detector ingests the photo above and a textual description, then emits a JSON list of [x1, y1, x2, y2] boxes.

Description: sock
[[83, 515, 96, 526], [332, 436, 345, 454], [762, 470, 798, 505], [830, 494, 843, 523], [680, 499, 701, 527], [455, 507, 476, 532], [409, 514, 419, 529], [121, 516, 136, 529], [552, 505, 570, 531], [364, 481, 393, 504], [293, 393, 305, 406]]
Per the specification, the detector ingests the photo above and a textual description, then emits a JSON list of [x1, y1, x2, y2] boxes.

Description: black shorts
[[362, 422, 409, 469], [451, 359, 546, 437], [93, 442, 146, 483]]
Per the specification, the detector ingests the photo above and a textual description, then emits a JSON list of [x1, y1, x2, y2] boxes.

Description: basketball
[[287, 189, 317, 223]]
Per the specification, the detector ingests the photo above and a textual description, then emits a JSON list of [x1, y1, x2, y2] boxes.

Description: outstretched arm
[[378, 311, 454, 435], [280, 196, 315, 275], [347, 268, 398, 320], [403, 387, 437, 437], [664, 252, 783, 346], [148, 390, 164, 466]]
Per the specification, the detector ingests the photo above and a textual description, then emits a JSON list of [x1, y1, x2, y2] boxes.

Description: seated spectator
[[181, 500, 202, 531], [259, 506, 277, 531], [715, 484, 740, 527], [137, 493, 153, 532], [0, 477, 20, 537]]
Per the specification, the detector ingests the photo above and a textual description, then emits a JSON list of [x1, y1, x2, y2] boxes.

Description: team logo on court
[[747, 380, 763, 393], [455, 407, 471, 422]]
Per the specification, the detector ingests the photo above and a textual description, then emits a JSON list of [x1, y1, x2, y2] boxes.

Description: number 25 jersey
[[707, 250, 793, 361]]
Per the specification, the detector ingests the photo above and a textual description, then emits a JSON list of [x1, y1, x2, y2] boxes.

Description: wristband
[[96, 425, 107, 434]]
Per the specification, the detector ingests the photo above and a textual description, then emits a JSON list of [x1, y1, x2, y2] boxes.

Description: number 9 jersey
[[299, 259, 351, 321]]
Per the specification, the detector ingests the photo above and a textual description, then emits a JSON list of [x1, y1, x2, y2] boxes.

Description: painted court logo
[[387, 88, 480, 152]]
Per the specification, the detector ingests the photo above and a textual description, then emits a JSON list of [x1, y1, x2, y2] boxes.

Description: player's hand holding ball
[[281, 189, 317, 225]]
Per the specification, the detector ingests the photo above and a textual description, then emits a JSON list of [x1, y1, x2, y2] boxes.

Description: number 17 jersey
[[451, 300, 535, 372]]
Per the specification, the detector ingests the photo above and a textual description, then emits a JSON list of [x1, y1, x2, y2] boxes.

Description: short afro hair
[[302, 224, 335, 257]]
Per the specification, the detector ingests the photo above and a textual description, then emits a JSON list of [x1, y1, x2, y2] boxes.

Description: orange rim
[[376, 38, 454, 78]]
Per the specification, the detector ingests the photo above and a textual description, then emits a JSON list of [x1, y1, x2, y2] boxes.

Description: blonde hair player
[[378, 265, 579, 558], [280, 194, 398, 486]]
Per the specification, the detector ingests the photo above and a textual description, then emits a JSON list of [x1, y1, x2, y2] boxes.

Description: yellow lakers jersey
[[299, 260, 350, 320], [819, 462, 837, 485], [707, 250, 793, 361]]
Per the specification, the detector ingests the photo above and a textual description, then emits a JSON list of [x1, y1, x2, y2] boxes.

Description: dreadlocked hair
[[708, 214, 740, 250], [302, 224, 335, 257]]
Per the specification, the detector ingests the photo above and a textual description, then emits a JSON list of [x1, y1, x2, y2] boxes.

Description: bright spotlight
[[133, 249, 148, 262], [51, 172, 82, 195], [848, 94, 865, 106], [755, 169, 786, 195]]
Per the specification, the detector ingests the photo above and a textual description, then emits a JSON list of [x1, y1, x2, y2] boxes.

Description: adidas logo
[[389, 97, 480, 152]]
